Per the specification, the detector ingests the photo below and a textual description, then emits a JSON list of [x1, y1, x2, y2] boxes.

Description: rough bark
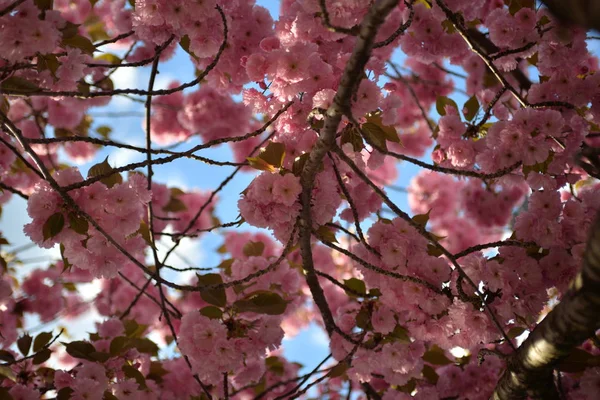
[[540, 0, 600, 32], [492, 214, 600, 399]]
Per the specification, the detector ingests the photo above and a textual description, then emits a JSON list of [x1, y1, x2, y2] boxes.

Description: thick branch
[[299, 0, 400, 337], [493, 214, 600, 399], [540, 0, 600, 32]]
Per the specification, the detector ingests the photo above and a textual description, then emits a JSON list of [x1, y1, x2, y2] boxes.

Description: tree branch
[[493, 213, 600, 399]]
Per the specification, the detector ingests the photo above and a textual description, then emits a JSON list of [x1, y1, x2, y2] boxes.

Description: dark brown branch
[[318, 0, 360, 35], [1, 5, 227, 99], [299, 0, 400, 337], [539, 0, 600, 32], [373, 1, 414, 48], [493, 213, 600, 399], [0, 0, 25, 17], [333, 146, 515, 348], [0, 181, 28, 199]]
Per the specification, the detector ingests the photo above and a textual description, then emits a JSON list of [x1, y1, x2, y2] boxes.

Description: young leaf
[[340, 125, 364, 152], [87, 157, 122, 188], [123, 365, 147, 389], [259, 141, 286, 169], [0, 77, 41, 93], [64, 341, 96, 360], [199, 306, 223, 319], [364, 113, 400, 143], [197, 273, 227, 307], [422, 345, 453, 365], [179, 35, 200, 61], [233, 291, 288, 315], [62, 34, 96, 55], [68, 213, 89, 235], [17, 335, 32, 356], [316, 225, 338, 243], [43, 213, 65, 241], [462, 96, 479, 121], [243, 241, 265, 257], [343, 278, 367, 296], [247, 157, 276, 172], [436, 96, 459, 116], [32, 348, 52, 365], [412, 210, 430, 228], [33, 332, 53, 352]]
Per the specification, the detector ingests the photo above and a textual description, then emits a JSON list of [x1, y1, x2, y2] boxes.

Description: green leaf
[[33, 332, 53, 352], [538, 15, 551, 26], [340, 124, 364, 152], [441, 19, 456, 34], [397, 378, 417, 393], [94, 53, 121, 65], [109, 336, 128, 356], [197, 273, 227, 307], [361, 122, 387, 150], [436, 96, 459, 116], [233, 290, 288, 315], [243, 241, 265, 257], [62, 34, 96, 55], [389, 325, 411, 343], [422, 364, 439, 384], [60, 243, 72, 272], [37, 54, 60, 78], [247, 156, 276, 172], [179, 35, 200, 61], [199, 306, 223, 319], [329, 362, 348, 378], [57, 388, 74, 400], [265, 356, 285, 376], [87, 157, 122, 188], [364, 113, 400, 143], [255, 141, 286, 170], [88, 351, 110, 363], [0, 350, 15, 363], [217, 258, 234, 276], [103, 391, 119, 400], [412, 210, 430, 228], [462, 95, 479, 121], [123, 365, 147, 389], [34, 0, 54, 11], [0, 77, 41, 93], [422, 345, 453, 365], [85, 16, 110, 42], [64, 341, 96, 360], [147, 361, 169, 383], [96, 125, 112, 138], [527, 52, 538, 66], [33, 348, 52, 365], [427, 243, 444, 257], [522, 151, 554, 178], [355, 307, 370, 330], [43, 213, 65, 241], [17, 334, 32, 356], [123, 320, 148, 338], [128, 338, 159, 356], [137, 220, 154, 247], [316, 225, 338, 243], [68, 213, 89, 235], [343, 278, 367, 296], [163, 197, 187, 213]]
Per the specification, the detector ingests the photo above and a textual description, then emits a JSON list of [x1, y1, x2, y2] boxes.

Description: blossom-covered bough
[[2, 0, 600, 398]]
